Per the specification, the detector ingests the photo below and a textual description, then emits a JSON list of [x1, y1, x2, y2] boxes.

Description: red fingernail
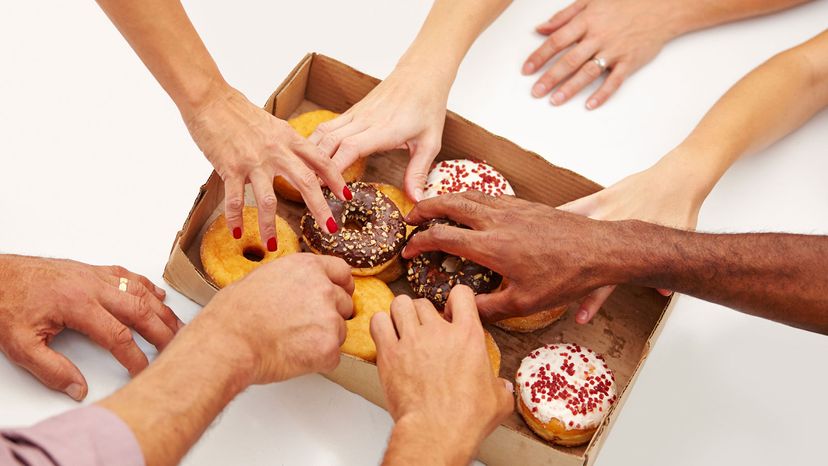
[[326, 217, 339, 234], [233, 227, 242, 239], [343, 186, 353, 201], [267, 237, 277, 252]]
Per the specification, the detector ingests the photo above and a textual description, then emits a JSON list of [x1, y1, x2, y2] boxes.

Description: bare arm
[[674, 0, 814, 36]]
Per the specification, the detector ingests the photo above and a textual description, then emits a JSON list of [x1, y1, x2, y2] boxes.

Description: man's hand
[[309, 64, 449, 202], [194, 253, 354, 384], [403, 191, 617, 321], [186, 88, 348, 251], [372, 286, 513, 465], [0, 255, 180, 401]]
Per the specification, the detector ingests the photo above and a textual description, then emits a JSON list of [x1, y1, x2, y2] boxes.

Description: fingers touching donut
[[223, 176, 246, 240]]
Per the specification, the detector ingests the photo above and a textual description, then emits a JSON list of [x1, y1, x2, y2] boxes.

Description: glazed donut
[[301, 182, 406, 276], [341, 277, 394, 361], [423, 158, 514, 199], [406, 219, 502, 309], [494, 279, 567, 332], [275, 110, 367, 203], [484, 330, 501, 377], [200, 206, 301, 288], [516, 344, 617, 447]]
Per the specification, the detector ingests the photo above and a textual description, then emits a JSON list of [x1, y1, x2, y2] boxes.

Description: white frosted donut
[[423, 159, 514, 199], [515, 343, 617, 446]]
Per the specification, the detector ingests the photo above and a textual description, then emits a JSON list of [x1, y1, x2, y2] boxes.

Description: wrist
[[177, 77, 236, 124], [654, 145, 726, 208], [391, 412, 481, 465]]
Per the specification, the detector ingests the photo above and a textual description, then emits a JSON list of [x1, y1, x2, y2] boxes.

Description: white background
[[1, 1, 827, 465]]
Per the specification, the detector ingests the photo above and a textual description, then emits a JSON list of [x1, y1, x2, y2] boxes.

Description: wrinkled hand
[[523, 0, 683, 109], [372, 286, 513, 458], [309, 64, 449, 201], [403, 191, 620, 321], [0, 255, 180, 401], [186, 88, 348, 251], [196, 253, 354, 384], [559, 155, 703, 323]]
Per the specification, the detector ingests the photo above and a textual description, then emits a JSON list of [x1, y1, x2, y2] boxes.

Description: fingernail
[[154, 286, 166, 297], [267, 237, 277, 252], [531, 83, 547, 97], [414, 188, 424, 202], [343, 186, 353, 201], [551, 91, 565, 105], [326, 217, 339, 234], [522, 62, 535, 74], [576, 309, 588, 323], [233, 227, 242, 239], [503, 380, 514, 392], [586, 99, 598, 110], [66, 383, 84, 401]]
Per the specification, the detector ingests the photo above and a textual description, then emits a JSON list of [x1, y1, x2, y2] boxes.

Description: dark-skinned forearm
[[613, 221, 828, 334]]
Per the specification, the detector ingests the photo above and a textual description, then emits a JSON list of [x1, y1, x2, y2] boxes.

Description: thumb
[[10, 342, 87, 401], [575, 285, 616, 324], [474, 290, 518, 323], [404, 139, 440, 202], [496, 377, 516, 418]]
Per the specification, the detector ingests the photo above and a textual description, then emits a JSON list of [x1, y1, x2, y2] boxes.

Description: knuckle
[[298, 170, 319, 190], [584, 63, 603, 79], [133, 298, 155, 322], [319, 134, 338, 151], [226, 196, 245, 213], [259, 194, 278, 212], [563, 53, 583, 70], [111, 325, 134, 349]]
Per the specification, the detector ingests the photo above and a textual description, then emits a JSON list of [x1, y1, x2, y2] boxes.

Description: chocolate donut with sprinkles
[[406, 219, 502, 309], [515, 343, 617, 447], [301, 182, 406, 276], [423, 158, 514, 199]]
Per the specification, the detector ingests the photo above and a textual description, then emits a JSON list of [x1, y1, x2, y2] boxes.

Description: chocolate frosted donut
[[406, 219, 502, 309], [301, 182, 406, 271]]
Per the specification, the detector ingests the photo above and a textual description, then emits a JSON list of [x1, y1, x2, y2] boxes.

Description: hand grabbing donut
[[185, 88, 349, 252], [196, 253, 354, 383], [371, 286, 513, 464], [0, 255, 181, 401]]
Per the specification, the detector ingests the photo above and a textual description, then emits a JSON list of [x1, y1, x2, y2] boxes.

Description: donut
[[366, 183, 415, 282], [275, 110, 367, 203], [406, 219, 502, 309], [484, 330, 501, 377], [494, 279, 567, 332], [301, 182, 406, 276], [516, 344, 617, 447], [200, 206, 301, 288], [423, 158, 514, 199], [341, 277, 395, 361]]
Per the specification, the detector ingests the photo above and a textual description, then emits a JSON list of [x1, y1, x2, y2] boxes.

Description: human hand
[[371, 286, 513, 462], [309, 63, 450, 202], [194, 253, 354, 385], [559, 151, 708, 323], [403, 191, 624, 321], [522, 0, 685, 109], [0, 255, 180, 401], [185, 87, 348, 251]]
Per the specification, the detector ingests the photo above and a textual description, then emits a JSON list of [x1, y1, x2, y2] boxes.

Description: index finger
[[402, 224, 492, 269], [315, 255, 355, 295], [404, 192, 494, 229]]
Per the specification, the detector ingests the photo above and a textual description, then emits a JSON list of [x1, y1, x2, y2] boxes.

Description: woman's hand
[[559, 150, 710, 323], [185, 87, 349, 251], [0, 255, 180, 400], [522, 0, 685, 109], [309, 63, 450, 202]]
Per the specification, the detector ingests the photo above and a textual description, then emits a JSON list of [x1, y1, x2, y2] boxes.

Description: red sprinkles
[[424, 159, 513, 197]]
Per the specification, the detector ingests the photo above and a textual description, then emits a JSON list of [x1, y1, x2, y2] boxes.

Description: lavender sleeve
[[0, 405, 144, 466]]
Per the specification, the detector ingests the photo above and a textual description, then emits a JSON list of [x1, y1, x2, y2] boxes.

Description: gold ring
[[118, 277, 129, 292]]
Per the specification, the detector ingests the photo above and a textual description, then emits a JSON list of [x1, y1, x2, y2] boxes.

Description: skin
[[95, 0, 349, 251], [309, 0, 513, 202], [559, 29, 828, 322], [523, 0, 811, 109], [402, 192, 828, 335], [0, 255, 180, 401], [372, 286, 513, 466], [99, 253, 355, 466]]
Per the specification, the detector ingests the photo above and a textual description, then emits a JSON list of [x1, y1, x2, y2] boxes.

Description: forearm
[[396, 0, 512, 84], [612, 221, 828, 334], [382, 414, 478, 466], [671, 0, 811, 36], [97, 308, 254, 466], [95, 0, 229, 119], [666, 31, 828, 198]]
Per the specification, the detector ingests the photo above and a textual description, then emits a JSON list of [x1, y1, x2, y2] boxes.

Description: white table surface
[[1, 1, 827, 465]]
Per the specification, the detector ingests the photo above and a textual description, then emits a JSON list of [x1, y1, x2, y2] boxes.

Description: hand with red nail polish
[[0, 255, 181, 401]]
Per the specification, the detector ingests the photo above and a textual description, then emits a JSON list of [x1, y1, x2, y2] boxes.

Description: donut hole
[[343, 214, 369, 231], [242, 246, 266, 263], [441, 256, 460, 273]]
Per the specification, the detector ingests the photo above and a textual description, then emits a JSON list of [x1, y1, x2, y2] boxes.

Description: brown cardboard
[[163, 53, 674, 466]]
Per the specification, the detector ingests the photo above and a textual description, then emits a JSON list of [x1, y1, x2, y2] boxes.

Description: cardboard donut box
[[163, 53, 675, 466]]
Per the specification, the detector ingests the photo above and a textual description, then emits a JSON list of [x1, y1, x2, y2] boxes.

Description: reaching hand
[[309, 64, 450, 202], [0, 255, 180, 400], [196, 253, 354, 384], [186, 88, 349, 251], [522, 0, 681, 109], [372, 286, 513, 461]]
